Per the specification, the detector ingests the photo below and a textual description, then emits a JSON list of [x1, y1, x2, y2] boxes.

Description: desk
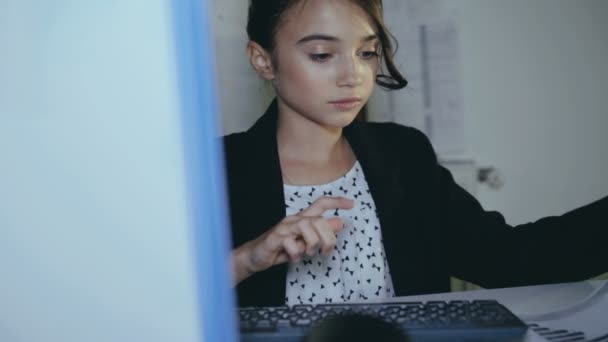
[[383, 280, 608, 341]]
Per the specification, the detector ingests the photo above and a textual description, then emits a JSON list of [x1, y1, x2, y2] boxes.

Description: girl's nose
[[336, 56, 363, 87]]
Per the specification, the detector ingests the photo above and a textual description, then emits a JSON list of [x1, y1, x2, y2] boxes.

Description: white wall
[[213, 0, 608, 226], [456, 0, 608, 224], [212, 0, 273, 134], [0, 1, 201, 341]]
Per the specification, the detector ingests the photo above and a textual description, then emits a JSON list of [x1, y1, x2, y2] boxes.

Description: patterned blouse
[[283, 161, 395, 306]]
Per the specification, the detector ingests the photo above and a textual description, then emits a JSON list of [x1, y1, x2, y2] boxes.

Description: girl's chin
[[321, 113, 359, 129]]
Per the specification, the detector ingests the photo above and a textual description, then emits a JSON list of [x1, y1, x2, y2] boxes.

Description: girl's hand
[[232, 196, 354, 284]]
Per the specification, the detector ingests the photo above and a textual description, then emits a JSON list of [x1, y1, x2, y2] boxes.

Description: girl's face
[[271, 0, 380, 128]]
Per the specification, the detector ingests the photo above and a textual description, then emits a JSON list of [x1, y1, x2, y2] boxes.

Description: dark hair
[[246, 0, 408, 90]]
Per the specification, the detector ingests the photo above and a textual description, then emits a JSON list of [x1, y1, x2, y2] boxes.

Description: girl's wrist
[[232, 242, 255, 285]]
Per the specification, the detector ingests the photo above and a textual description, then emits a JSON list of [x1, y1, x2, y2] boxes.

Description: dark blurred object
[[356, 104, 368, 121], [304, 313, 409, 342]]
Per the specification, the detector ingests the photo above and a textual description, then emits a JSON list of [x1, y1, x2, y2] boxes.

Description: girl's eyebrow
[[296, 34, 379, 45]]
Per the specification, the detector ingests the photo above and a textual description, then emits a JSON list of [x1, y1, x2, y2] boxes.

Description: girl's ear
[[247, 41, 276, 81]]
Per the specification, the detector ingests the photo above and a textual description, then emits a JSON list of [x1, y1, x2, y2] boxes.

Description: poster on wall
[[370, 0, 467, 157]]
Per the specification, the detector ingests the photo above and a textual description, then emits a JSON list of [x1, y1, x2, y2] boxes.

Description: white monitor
[[0, 1, 235, 341]]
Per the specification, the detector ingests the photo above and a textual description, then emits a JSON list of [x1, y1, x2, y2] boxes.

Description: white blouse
[[283, 161, 395, 306]]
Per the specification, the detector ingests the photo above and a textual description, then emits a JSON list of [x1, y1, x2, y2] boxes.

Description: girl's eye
[[360, 51, 380, 59], [310, 53, 332, 62]]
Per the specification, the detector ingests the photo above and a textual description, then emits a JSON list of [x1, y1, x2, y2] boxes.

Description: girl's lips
[[329, 97, 362, 104], [329, 98, 362, 110], [331, 101, 360, 110]]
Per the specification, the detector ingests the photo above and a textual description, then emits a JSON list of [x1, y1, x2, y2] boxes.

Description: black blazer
[[223, 99, 607, 307]]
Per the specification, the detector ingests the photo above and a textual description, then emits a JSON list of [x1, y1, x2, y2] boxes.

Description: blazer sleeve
[[412, 131, 608, 288]]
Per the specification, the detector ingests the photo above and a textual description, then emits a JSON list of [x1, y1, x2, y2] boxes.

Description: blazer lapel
[[343, 121, 405, 269], [245, 99, 286, 230], [344, 122, 437, 295], [238, 99, 289, 306]]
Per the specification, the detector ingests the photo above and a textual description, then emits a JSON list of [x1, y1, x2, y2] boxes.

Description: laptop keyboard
[[239, 300, 528, 342]]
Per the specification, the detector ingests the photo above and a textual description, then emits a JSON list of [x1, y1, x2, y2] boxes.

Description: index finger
[[299, 196, 354, 217]]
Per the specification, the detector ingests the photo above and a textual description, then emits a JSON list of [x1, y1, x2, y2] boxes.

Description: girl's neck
[[276, 101, 346, 165], [276, 100, 357, 186]]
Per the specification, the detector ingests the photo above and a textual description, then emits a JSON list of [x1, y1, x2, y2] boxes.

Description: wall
[[456, 0, 608, 225]]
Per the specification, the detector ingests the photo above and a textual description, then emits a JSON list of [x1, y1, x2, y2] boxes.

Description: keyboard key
[[294, 319, 312, 327]]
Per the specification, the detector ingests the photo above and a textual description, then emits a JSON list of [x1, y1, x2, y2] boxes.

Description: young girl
[[224, 0, 607, 307]]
